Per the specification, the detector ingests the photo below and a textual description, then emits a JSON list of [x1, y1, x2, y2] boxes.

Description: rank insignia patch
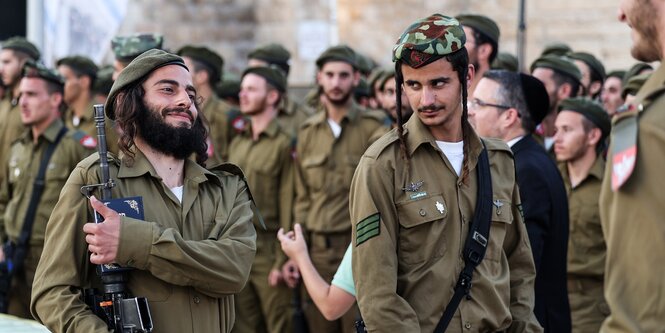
[[356, 213, 380, 246]]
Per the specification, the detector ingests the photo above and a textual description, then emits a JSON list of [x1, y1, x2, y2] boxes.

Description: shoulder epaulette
[[362, 109, 391, 125], [209, 162, 246, 179], [363, 128, 400, 159]]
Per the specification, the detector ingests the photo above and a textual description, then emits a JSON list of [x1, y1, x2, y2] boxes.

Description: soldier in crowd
[[229, 66, 294, 333], [293, 44, 388, 333], [456, 14, 500, 94], [178, 45, 243, 164], [31, 49, 256, 332], [216, 77, 241, 107], [0, 61, 94, 318], [111, 33, 163, 80], [553, 98, 611, 333], [600, 70, 626, 117], [471, 70, 571, 332], [569, 52, 606, 100], [622, 72, 650, 105], [540, 42, 572, 57], [622, 62, 652, 85], [351, 14, 541, 332], [367, 68, 387, 110], [376, 69, 413, 126], [491, 52, 519, 72]]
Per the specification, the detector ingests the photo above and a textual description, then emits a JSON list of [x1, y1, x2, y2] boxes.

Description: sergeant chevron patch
[[356, 213, 380, 246]]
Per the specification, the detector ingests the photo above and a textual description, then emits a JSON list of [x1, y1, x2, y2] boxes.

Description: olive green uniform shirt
[[351, 116, 541, 333], [0, 94, 24, 190], [294, 103, 389, 233], [204, 94, 244, 165], [276, 96, 314, 137], [63, 102, 120, 154], [31, 149, 257, 333], [599, 63, 665, 333]]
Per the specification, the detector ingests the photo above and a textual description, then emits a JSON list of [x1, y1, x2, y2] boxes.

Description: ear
[[502, 107, 520, 128], [50, 92, 63, 110], [194, 70, 209, 86], [352, 70, 361, 87], [267, 89, 280, 106], [466, 64, 475, 89], [589, 81, 602, 97], [316, 70, 323, 85], [476, 44, 492, 63], [79, 75, 91, 90], [557, 83, 572, 100], [587, 127, 602, 146]]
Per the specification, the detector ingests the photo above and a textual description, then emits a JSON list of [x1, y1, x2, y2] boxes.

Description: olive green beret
[[558, 97, 611, 138], [568, 51, 606, 81], [606, 70, 626, 80], [92, 65, 114, 95], [354, 78, 371, 98], [177, 45, 224, 82], [242, 66, 287, 93], [56, 55, 99, 78], [623, 62, 653, 86], [540, 42, 572, 57], [456, 14, 500, 45], [248, 43, 291, 74], [491, 52, 518, 72], [622, 72, 651, 99], [316, 45, 358, 69], [105, 49, 187, 120], [393, 14, 466, 68], [215, 79, 241, 99], [378, 69, 396, 90], [22, 60, 64, 86], [355, 52, 377, 76], [112, 33, 164, 62], [2, 36, 40, 60], [368, 68, 387, 89], [530, 55, 582, 84]]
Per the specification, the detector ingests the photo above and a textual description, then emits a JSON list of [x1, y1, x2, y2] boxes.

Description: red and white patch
[[232, 116, 246, 133], [612, 145, 636, 191], [80, 135, 97, 149]]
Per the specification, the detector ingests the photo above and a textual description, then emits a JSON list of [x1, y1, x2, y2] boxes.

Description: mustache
[[417, 104, 445, 113], [161, 107, 194, 122]]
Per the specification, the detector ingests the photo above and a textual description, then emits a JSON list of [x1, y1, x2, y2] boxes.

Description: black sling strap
[[434, 141, 493, 333]]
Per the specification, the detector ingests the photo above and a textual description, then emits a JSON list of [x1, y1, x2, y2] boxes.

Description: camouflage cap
[[248, 43, 291, 74], [393, 14, 466, 68], [92, 65, 114, 95], [622, 72, 651, 99], [316, 45, 358, 69], [622, 62, 653, 85], [519, 73, 550, 125], [568, 51, 606, 81], [56, 55, 99, 78], [242, 65, 287, 93], [606, 70, 626, 80], [105, 49, 187, 120], [530, 55, 582, 84], [2, 36, 40, 60], [540, 42, 572, 57], [22, 60, 65, 86], [491, 52, 518, 72], [456, 14, 500, 45], [558, 97, 611, 139], [215, 78, 241, 99], [112, 33, 164, 62]]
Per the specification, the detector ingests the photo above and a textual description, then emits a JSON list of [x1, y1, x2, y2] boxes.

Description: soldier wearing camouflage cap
[[351, 14, 541, 332], [111, 33, 163, 80], [0, 60, 94, 318], [601, 70, 626, 117], [569, 51, 606, 100], [456, 14, 501, 94]]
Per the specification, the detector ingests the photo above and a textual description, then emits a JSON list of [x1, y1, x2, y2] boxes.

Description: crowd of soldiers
[[0, 1, 660, 332]]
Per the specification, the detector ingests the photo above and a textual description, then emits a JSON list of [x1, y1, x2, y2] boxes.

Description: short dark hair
[[190, 57, 221, 85], [482, 70, 536, 133], [472, 29, 498, 64], [551, 70, 581, 98]]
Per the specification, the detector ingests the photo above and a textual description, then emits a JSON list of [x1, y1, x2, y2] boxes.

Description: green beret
[[22, 60, 64, 86], [105, 49, 187, 120], [568, 51, 606, 81], [56, 55, 99, 78], [368, 68, 387, 89], [2, 36, 40, 60], [623, 62, 653, 86], [606, 70, 626, 80], [393, 14, 466, 68], [491, 52, 519, 72], [248, 43, 291, 74], [177, 45, 224, 83], [112, 33, 164, 62], [242, 66, 287, 93], [540, 42, 572, 57], [456, 14, 500, 45], [92, 65, 114, 95], [530, 55, 582, 84], [356, 52, 377, 76], [558, 97, 611, 138], [215, 79, 241, 99], [378, 69, 396, 90], [354, 78, 371, 98], [622, 72, 651, 99], [316, 45, 358, 69]]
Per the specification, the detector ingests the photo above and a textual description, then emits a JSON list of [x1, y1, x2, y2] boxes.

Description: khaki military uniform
[[295, 103, 388, 333], [350, 116, 542, 333], [559, 157, 609, 332], [228, 120, 294, 333], [0, 119, 93, 318], [599, 64, 665, 333], [276, 96, 315, 137], [63, 102, 120, 154], [203, 94, 245, 165], [0, 95, 24, 191], [31, 149, 257, 332]]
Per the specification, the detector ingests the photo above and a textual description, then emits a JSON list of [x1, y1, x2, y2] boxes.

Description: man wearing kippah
[[553, 98, 611, 333], [294, 44, 388, 333], [470, 70, 571, 332], [31, 49, 256, 332], [456, 14, 501, 95], [111, 33, 163, 80], [600, 70, 626, 117], [351, 14, 540, 332], [0, 61, 94, 318], [229, 66, 294, 333]]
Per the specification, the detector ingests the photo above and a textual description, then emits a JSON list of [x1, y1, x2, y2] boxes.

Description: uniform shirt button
[[419, 209, 427, 217], [193, 296, 200, 304], [464, 322, 471, 329]]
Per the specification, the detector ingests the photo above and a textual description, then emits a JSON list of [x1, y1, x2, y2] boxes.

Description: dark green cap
[[530, 55, 582, 84], [393, 14, 466, 68], [558, 97, 611, 138], [456, 14, 500, 45], [606, 70, 626, 80], [242, 65, 287, 93], [622, 62, 653, 86], [92, 65, 114, 95], [540, 42, 572, 57], [622, 72, 651, 99], [248, 43, 291, 75], [378, 69, 396, 90], [22, 60, 64, 86], [568, 51, 606, 81], [177, 45, 224, 84], [105, 49, 187, 120], [356, 52, 377, 76], [2, 36, 40, 60], [215, 79, 241, 99], [112, 33, 164, 62], [368, 68, 387, 89], [56, 55, 99, 78], [354, 78, 371, 98], [316, 45, 357, 69], [491, 52, 518, 72]]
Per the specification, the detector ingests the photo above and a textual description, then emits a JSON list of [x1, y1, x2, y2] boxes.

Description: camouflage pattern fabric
[[392, 14, 466, 68], [111, 33, 164, 61]]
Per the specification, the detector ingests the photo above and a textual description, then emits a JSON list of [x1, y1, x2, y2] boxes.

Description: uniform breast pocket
[[46, 162, 72, 186], [485, 198, 513, 262], [396, 194, 448, 266], [301, 155, 327, 191]]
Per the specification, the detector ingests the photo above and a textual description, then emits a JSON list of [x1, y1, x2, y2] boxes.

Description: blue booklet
[[98, 196, 144, 274]]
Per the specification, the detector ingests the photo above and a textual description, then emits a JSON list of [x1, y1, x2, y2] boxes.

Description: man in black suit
[[469, 70, 571, 333]]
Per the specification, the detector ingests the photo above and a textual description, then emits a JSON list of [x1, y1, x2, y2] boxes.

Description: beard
[[323, 87, 353, 106], [137, 102, 207, 160], [630, 0, 661, 62]]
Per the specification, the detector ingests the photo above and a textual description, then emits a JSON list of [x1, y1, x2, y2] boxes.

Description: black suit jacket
[[511, 135, 571, 333]]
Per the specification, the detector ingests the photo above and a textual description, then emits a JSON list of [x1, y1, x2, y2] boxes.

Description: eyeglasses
[[468, 98, 512, 111]]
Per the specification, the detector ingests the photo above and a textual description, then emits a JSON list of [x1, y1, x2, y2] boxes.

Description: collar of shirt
[[311, 100, 362, 126], [22, 118, 65, 144], [506, 135, 524, 148], [633, 64, 665, 112], [117, 147, 215, 186], [243, 118, 281, 139]]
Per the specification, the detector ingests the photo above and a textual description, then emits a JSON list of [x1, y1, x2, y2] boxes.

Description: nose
[[617, 7, 626, 22], [420, 86, 436, 107], [175, 89, 193, 109]]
